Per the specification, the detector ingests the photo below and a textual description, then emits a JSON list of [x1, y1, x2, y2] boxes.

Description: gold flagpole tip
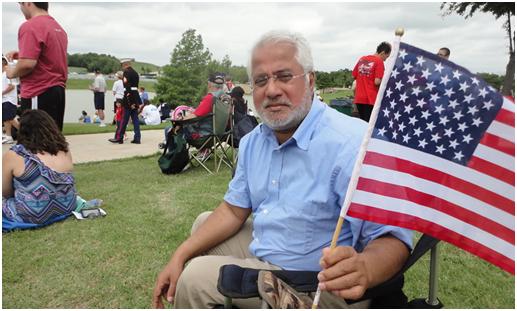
[[395, 28, 405, 36]]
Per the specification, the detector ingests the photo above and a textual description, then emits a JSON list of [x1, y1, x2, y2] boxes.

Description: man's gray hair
[[248, 30, 314, 79]]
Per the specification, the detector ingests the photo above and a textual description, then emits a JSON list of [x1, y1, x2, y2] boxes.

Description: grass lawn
[[2, 155, 514, 308], [321, 89, 354, 103], [62, 122, 169, 136], [66, 79, 156, 92]]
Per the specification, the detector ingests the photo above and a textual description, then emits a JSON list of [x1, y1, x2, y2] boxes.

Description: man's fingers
[[331, 285, 366, 300], [166, 283, 176, 303], [321, 246, 356, 268], [152, 284, 166, 308]]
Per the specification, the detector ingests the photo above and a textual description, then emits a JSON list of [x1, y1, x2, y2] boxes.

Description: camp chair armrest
[[170, 113, 214, 126]]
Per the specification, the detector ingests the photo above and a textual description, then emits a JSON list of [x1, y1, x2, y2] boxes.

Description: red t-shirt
[[193, 93, 214, 117], [18, 15, 68, 98], [352, 54, 384, 105], [115, 106, 123, 121]]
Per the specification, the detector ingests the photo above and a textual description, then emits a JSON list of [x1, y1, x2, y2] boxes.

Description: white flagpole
[[311, 28, 405, 309]]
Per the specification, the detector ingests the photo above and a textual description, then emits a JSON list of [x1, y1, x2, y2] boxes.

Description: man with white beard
[[152, 30, 412, 309]]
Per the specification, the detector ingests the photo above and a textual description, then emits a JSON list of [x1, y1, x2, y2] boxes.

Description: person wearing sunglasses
[[153, 30, 412, 309]]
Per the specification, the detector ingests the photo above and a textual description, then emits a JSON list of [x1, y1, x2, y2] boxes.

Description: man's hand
[[4, 51, 18, 62], [317, 246, 369, 300], [152, 257, 185, 308]]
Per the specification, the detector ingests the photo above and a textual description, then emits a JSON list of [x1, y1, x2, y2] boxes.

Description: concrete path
[[2, 130, 164, 164]]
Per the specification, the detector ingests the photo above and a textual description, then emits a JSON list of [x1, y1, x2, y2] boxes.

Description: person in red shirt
[[5, 2, 68, 131], [352, 42, 391, 122], [181, 72, 225, 121]]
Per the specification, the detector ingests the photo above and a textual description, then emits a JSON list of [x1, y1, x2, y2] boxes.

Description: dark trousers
[[20, 86, 66, 131], [356, 103, 374, 122], [115, 107, 141, 142]]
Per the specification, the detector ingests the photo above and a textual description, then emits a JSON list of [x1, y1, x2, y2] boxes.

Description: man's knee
[[191, 211, 212, 235]]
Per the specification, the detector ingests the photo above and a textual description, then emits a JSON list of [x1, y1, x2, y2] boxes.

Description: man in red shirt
[[352, 42, 391, 122], [182, 72, 225, 120], [6, 2, 68, 131]]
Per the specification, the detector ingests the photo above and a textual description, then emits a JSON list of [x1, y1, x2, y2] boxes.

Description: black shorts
[[20, 85, 66, 131], [94, 92, 105, 110], [2, 102, 17, 121]]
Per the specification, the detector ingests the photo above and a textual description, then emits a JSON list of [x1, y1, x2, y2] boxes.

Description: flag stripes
[[347, 203, 515, 274], [468, 156, 514, 185], [478, 132, 514, 156]]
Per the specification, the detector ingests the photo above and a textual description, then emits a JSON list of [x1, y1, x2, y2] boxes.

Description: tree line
[[67, 53, 120, 74]]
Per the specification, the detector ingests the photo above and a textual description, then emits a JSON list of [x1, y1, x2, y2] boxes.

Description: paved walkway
[[2, 130, 164, 164]]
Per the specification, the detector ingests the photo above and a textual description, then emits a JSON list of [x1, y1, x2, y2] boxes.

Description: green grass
[[66, 79, 156, 92], [320, 89, 354, 104], [132, 61, 161, 74], [2, 155, 514, 308], [62, 122, 169, 136]]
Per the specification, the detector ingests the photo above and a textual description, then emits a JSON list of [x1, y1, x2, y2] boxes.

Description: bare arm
[[2, 84, 15, 96], [152, 201, 251, 308], [374, 78, 382, 86], [6, 58, 37, 79], [2, 151, 15, 198], [318, 235, 409, 300]]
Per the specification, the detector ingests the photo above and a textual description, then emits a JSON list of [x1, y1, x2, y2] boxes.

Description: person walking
[[111, 71, 124, 124], [89, 68, 107, 127], [5, 2, 68, 131], [352, 41, 391, 122], [2, 56, 19, 144], [109, 58, 141, 144]]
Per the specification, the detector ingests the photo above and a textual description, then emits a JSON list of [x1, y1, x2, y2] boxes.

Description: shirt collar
[[259, 96, 325, 151]]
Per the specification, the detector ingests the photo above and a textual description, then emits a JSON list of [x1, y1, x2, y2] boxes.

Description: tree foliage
[[155, 29, 212, 106], [315, 69, 353, 90], [441, 2, 515, 96], [67, 53, 120, 74]]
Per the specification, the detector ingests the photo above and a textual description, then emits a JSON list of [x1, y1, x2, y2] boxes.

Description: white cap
[[119, 58, 134, 64]]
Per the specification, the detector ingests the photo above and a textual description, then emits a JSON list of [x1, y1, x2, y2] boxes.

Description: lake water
[[64, 90, 255, 123]]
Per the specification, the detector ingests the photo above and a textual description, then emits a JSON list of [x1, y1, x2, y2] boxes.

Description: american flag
[[346, 42, 515, 274]]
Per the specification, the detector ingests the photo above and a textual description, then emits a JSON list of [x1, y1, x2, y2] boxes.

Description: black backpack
[[158, 130, 189, 174]]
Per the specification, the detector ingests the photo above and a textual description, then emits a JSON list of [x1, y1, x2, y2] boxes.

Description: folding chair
[[217, 234, 442, 308], [174, 93, 235, 174]]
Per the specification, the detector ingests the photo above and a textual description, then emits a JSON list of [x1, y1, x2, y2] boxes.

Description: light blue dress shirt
[[224, 98, 413, 271]]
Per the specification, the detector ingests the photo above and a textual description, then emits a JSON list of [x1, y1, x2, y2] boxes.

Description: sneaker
[[99, 123, 107, 127], [2, 136, 14, 144]]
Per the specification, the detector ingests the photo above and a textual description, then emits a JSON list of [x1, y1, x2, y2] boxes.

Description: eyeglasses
[[252, 72, 307, 88]]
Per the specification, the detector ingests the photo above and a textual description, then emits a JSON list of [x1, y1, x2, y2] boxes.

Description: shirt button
[[272, 180, 276, 185]]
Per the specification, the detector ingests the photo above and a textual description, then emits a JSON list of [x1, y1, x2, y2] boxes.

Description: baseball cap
[[115, 71, 123, 78], [208, 72, 225, 84]]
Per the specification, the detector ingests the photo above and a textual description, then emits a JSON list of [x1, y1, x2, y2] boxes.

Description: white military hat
[[119, 58, 134, 64]]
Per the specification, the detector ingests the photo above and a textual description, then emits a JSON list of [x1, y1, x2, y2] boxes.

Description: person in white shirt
[[2, 56, 19, 144], [139, 99, 161, 126], [112, 71, 125, 124], [89, 68, 107, 127]]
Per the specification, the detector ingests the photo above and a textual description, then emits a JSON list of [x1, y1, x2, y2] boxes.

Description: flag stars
[[421, 68, 431, 79], [444, 88, 455, 97], [404, 105, 414, 114], [483, 100, 494, 110], [421, 110, 431, 119], [390, 100, 397, 109], [389, 119, 394, 128], [463, 94, 474, 104], [435, 145, 446, 154], [444, 128, 454, 137], [392, 131, 398, 140], [434, 104, 445, 114], [448, 99, 460, 109], [407, 74, 418, 84], [440, 74, 451, 86], [403, 61, 413, 72], [391, 69, 400, 79], [413, 127, 423, 137], [430, 132, 441, 143], [471, 77, 480, 85], [454, 151, 464, 161], [452, 70, 462, 80], [398, 122, 407, 132], [463, 134, 473, 144], [439, 115, 449, 126], [459, 81, 469, 92], [411, 87, 422, 97], [418, 139, 428, 148], [478, 87, 489, 98], [377, 127, 387, 137], [402, 133, 411, 143], [416, 98, 426, 108], [430, 93, 440, 103], [395, 80, 404, 91], [386, 88, 393, 98], [408, 116, 418, 126], [382, 107, 390, 117], [393, 111, 401, 121], [416, 56, 425, 66], [457, 122, 468, 132], [472, 117, 483, 127], [399, 93, 409, 102], [399, 49, 408, 59], [426, 121, 436, 132], [452, 110, 463, 120], [449, 139, 459, 149], [434, 62, 444, 73], [467, 105, 479, 115], [425, 81, 436, 91]]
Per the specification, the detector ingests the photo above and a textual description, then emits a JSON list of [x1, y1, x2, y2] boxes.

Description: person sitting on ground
[[139, 99, 161, 126], [152, 30, 412, 309], [157, 98, 171, 122], [2, 56, 19, 144], [78, 110, 91, 123], [2, 110, 77, 231], [93, 111, 101, 124]]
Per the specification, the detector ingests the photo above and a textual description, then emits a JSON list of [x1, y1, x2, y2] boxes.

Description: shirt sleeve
[[223, 134, 252, 209], [18, 22, 41, 60], [374, 58, 385, 79], [194, 94, 213, 117]]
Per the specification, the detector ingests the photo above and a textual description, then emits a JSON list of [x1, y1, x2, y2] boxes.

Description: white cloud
[[2, 2, 512, 74]]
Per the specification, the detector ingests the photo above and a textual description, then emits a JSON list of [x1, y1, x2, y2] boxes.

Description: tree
[[155, 29, 212, 106], [441, 2, 515, 96]]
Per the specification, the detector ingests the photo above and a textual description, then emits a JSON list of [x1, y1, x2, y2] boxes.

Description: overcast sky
[[2, 1, 513, 74]]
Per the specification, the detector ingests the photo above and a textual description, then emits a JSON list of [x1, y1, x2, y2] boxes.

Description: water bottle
[[8, 61, 20, 86], [85, 198, 103, 208]]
